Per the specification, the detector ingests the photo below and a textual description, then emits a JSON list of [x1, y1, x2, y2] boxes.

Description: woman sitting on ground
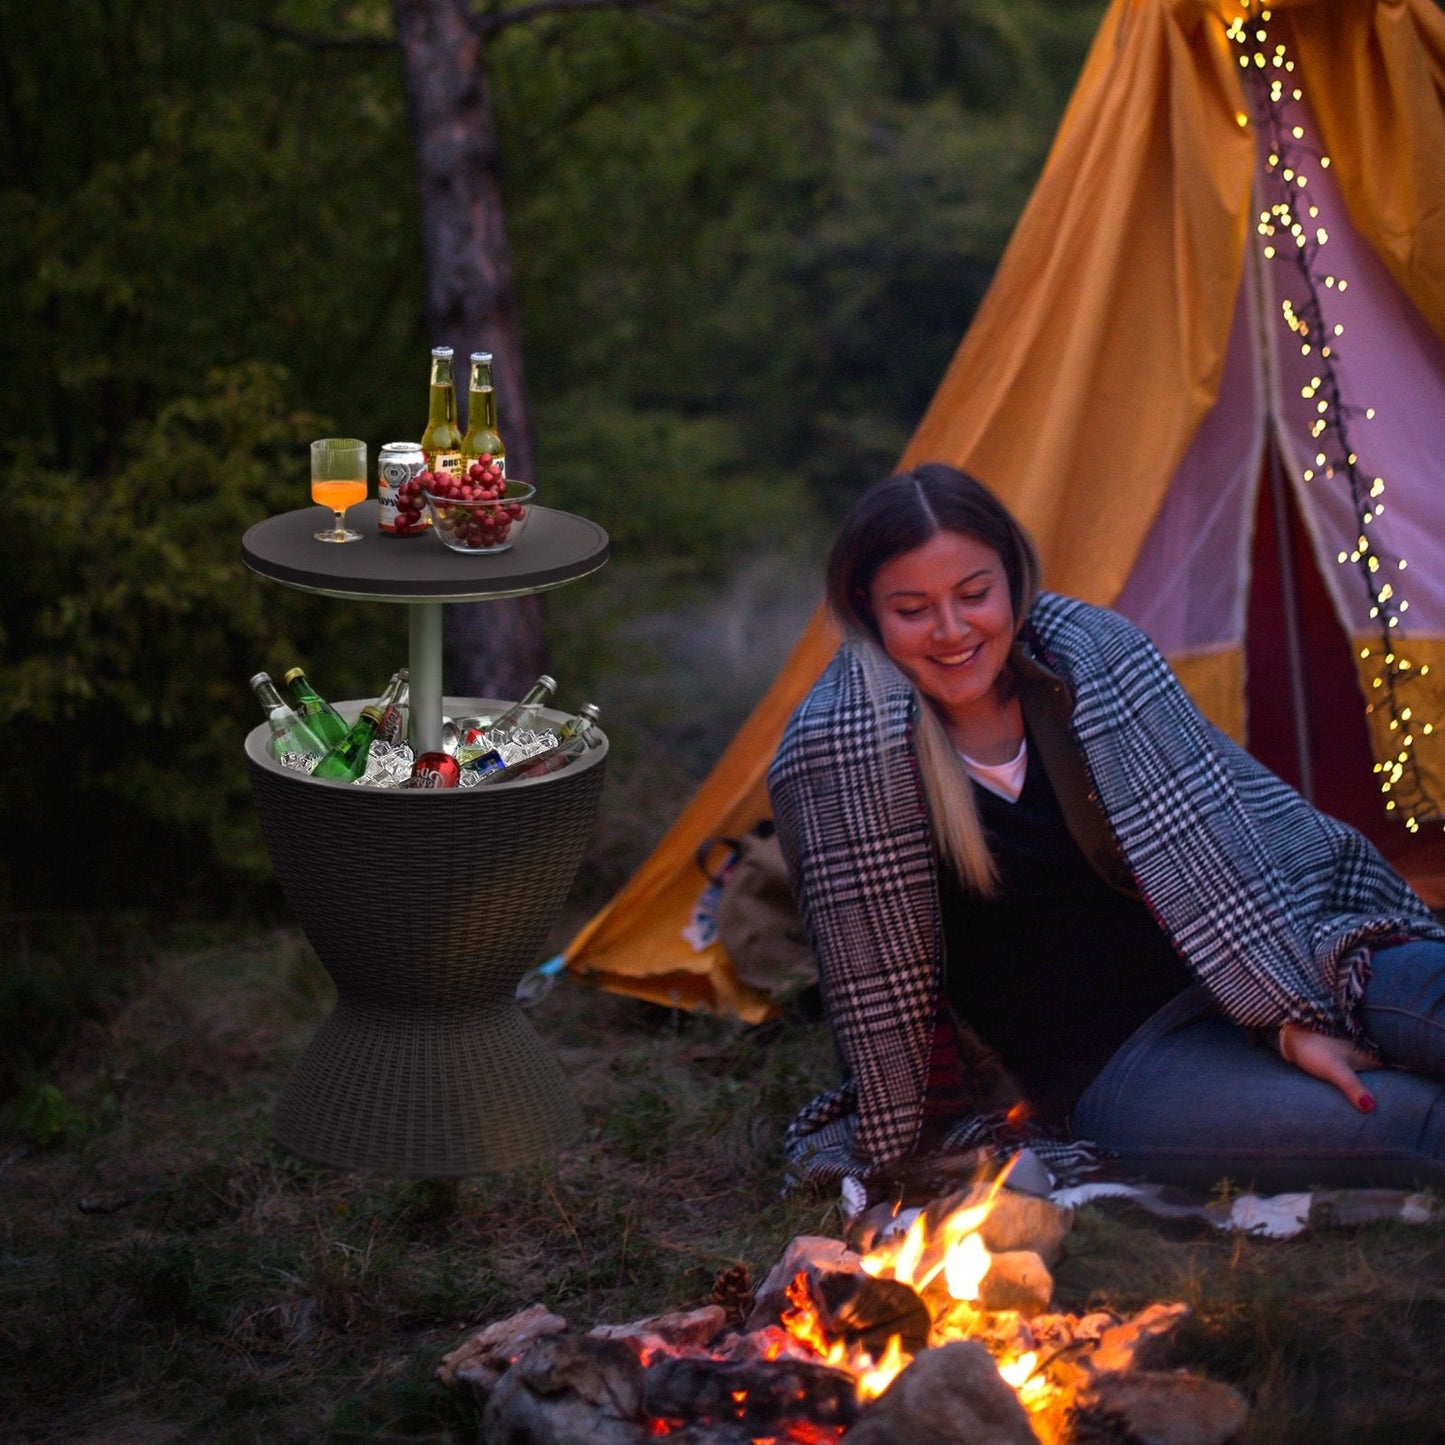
[[768, 464, 1445, 1194]]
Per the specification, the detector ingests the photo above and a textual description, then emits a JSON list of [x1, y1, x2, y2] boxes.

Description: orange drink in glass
[[311, 439, 367, 543]]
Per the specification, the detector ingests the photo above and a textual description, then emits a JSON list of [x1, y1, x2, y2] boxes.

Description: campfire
[[439, 1170, 1248, 1444]]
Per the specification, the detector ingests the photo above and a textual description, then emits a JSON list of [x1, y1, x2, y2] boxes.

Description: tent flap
[[566, 0, 1445, 1012]]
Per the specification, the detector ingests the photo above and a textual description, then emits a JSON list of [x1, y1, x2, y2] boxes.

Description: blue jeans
[[1072, 940, 1445, 1191]]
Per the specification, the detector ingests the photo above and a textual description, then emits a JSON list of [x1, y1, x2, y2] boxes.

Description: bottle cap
[[249, 672, 272, 689], [470, 351, 493, 364], [431, 345, 453, 358], [283, 666, 305, 685]]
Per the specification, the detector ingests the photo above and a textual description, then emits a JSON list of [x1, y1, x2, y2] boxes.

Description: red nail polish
[[1358, 1094, 1376, 1113]]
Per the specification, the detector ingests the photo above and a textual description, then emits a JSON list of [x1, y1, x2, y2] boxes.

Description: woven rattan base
[[273, 1002, 583, 1175], [246, 700, 605, 1176]]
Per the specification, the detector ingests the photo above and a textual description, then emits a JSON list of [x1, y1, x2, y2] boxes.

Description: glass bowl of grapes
[[419, 468, 535, 554]]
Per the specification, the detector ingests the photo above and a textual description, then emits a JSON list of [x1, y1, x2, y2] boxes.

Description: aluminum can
[[377, 441, 428, 534], [406, 751, 460, 788]]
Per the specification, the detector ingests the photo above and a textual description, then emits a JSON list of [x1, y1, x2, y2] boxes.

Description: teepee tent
[[565, 0, 1445, 1020]]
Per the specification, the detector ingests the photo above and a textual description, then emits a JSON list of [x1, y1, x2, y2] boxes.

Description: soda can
[[406, 751, 460, 788], [377, 441, 428, 534]]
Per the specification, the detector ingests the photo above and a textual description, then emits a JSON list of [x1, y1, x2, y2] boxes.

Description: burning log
[[745, 1234, 864, 1332], [483, 1333, 648, 1444], [640, 1353, 861, 1433], [808, 1269, 933, 1356]]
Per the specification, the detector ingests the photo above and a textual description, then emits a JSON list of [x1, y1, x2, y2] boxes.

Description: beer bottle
[[420, 346, 463, 478], [250, 672, 326, 765], [511, 703, 602, 780], [556, 702, 602, 744], [283, 667, 349, 749], [375, 668, 410, 746], [459, 351, 506, 476], [313, 705, 384, 783]]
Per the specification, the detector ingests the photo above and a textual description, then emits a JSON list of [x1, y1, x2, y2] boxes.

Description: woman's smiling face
[[868, 528, 1016, 730]]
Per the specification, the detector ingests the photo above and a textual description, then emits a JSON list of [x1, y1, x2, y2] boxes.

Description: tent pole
[[1264, 438, 1315, 802]]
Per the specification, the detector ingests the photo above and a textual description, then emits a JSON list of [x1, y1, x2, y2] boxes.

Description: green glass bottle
[[283, 667, 349, 749], [312, 705, 384, 783], [459, 351, 506, 476], [420, 346, 463, 479], [250, 672, 326, 765]]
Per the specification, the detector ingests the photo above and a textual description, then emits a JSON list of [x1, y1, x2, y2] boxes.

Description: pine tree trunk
[[392, 0, 550, 698]]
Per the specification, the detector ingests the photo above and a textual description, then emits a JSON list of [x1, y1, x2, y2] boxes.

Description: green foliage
[[0, 364, 393, 911], [501, 1, 1103, 514], [0, 0, 1103, 915]]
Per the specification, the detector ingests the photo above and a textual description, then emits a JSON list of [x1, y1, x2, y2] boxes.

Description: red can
[[406, 751, 461, 788]]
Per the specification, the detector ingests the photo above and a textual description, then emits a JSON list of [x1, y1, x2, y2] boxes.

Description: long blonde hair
[[826, 466, 1041, 895]]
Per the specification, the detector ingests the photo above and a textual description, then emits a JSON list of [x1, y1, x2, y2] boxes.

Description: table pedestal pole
[[408, 601, 445, 756]]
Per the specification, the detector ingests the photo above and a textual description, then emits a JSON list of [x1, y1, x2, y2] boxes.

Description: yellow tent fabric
[[566, 0, 1445, 1018]]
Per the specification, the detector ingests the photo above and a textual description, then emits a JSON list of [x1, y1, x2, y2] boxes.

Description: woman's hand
[[1276, 1023, 1381, 1112]]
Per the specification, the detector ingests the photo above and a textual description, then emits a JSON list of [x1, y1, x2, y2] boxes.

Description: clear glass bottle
[[250, 672, 326, 765], [312, 705, 384, 783], [420, 346, 463, 478], [459, 351, 506, 477], [375, 668, 410, 746], [484, 675, 557, 741], [282, 667, 349, 749]]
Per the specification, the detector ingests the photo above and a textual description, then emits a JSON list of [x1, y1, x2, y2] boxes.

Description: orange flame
[[776, 1169, 1065, 1430], [855, 1333, 911, 1401]]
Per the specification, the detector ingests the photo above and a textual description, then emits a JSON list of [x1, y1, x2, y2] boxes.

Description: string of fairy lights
[[1226, 5, 1440, 830]]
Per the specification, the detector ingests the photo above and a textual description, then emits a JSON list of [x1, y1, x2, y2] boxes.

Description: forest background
[[0, 0, 1104, 931]]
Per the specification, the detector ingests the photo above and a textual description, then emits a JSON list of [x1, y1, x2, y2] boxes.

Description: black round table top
[[242, 500, 609, 603]]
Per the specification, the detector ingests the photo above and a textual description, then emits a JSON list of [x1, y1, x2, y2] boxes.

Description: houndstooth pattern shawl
[[767, 593, 1444, 1181]]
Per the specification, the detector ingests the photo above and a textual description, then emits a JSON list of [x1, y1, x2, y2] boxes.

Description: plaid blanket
[[768, 593, 1443, 1186]]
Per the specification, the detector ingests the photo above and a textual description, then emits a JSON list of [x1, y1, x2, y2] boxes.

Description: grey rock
[[844, 1339, 1042, 1445]]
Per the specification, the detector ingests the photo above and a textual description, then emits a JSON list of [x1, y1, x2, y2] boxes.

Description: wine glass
[[311, 438, 368, 543]]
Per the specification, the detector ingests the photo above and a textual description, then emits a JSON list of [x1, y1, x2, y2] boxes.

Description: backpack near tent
[[564, 0, 1445, 1021]]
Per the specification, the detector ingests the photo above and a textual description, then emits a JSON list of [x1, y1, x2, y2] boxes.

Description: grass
[[3, 909, 1445, 1442]]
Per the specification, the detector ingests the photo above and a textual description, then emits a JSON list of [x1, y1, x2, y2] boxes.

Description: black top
[[940, 730, 1191, 1127], [241, 500, 609, 602]]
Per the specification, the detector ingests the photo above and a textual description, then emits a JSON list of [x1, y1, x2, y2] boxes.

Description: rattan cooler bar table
[[241, 500, 609, 1177]]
